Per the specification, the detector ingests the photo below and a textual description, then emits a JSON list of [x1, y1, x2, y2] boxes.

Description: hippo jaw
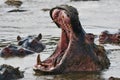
[[34, 5, 110, 74], [34, 5, 75, 73]]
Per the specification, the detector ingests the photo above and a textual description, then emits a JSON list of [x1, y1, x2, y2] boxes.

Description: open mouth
[[33, 5, 110, 74], [34, 8, 72, 72]]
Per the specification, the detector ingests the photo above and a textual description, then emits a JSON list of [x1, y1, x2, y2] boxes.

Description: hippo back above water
[[0, 44, 34, 57], [0, 64, 24, 80], [5, 0, 23, 8], [99, 30, 120, 45]]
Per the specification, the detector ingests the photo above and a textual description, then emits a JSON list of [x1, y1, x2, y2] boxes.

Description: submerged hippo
[[109, 76, 120, 80], [99, 30, 120, 45], [5, 0, 23, 8], [33, 5, 110, 74], [0, 44, 34, 57], [70, 0, 99, 1], [5, 0, 27, 12], [0, 64, 24, 80], [17, 33, 45, 53]]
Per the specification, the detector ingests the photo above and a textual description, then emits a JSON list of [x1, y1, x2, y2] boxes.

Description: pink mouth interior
[[35, 9, 72, 70]]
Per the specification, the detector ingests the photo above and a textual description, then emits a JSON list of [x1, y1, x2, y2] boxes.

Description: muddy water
[[0, 0, 120, 80]]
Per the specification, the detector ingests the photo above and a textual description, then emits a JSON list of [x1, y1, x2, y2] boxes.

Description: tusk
[[37, 54, 41, 65]]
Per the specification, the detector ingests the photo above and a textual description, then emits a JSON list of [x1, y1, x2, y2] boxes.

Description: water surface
[[0, 0, 120, 80]]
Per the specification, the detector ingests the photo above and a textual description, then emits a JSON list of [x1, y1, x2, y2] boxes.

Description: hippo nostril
[[4, 47, 9, 51], [31, 40, 37, 46], [3, 47, 12, 54]]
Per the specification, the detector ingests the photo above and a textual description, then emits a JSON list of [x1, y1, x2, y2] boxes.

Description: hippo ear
[[36, 33, 42, 41], [17, 36, 21, 41], [15, 67, 20, 70]]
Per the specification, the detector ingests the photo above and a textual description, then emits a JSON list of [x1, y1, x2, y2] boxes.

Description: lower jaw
[[34, 48, 67, 73], [34, 61, 65, 74]]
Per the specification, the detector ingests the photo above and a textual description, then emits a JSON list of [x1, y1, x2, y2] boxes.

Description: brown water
[[0, 0, 120, 80]]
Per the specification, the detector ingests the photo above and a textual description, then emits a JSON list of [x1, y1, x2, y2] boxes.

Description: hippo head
[[99, 30, 120, 44], [34, 5, 110, 74], [17, 33, 45, 53], [0, 64, 24, 80], [5, 0, 23, 8], [99, 30, 110, 44]]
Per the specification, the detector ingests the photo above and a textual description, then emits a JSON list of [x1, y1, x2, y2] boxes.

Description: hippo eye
[[66, 14, 69, 17], [19, 48, 24, 53], [64, 11, 69, 17], [30, 40, 38, 46]]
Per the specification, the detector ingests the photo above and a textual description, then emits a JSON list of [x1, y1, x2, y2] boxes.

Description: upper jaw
[[51, 9, 71, 27], [34, 5, 74, 73], [50, 5, 73, 28]]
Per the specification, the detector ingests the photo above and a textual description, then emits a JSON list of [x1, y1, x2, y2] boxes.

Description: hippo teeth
[[36, 54, 41, 65], [34, 8, 71, 71]]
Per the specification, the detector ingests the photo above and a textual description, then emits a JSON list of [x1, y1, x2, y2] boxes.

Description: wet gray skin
[[33, 5, 110, 74], [17, 33, 45, 53], [0, 64, 24, 80]]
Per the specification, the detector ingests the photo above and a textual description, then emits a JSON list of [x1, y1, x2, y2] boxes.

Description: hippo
[[5, 0, 23, 8], [5, 0, 27, 13], [33, 5, 110, 74], [70, 0, 99, 1], [0, 64, 24, 80], [17, 33, 45, 53], [0, 44, 34, 57], [109, 76, 120, 80], [99, 30, 120, 45]]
